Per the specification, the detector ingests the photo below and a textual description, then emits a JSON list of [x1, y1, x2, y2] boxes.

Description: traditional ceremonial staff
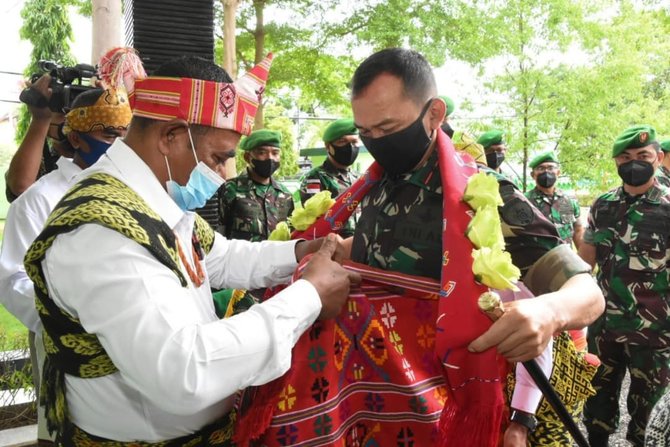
[[478, 292, 591, 447]]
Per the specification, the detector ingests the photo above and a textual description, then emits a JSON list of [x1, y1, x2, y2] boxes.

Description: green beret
[[239, 129, 282, 151], [477, 129, 504, 150], [439, 95, 455, 116], [323, 118, 358, 144], [660, 139, 670, 153], [611, 125, 657, 157], [529, 151, 560, 169]]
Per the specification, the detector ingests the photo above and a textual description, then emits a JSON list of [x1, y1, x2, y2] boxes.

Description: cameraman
[[6, 73, 75, 202], [0, 86, 131, 447]]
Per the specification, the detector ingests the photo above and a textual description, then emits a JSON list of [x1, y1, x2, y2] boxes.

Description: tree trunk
[[221, 0, 239, 179], [91, 0, 122, 63], [253, 0, 265, 129], [221, 0, 238, 79]]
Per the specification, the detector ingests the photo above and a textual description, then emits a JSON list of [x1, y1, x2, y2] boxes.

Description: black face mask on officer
[[330, 142, 359, 167], [360, 99, 434, 177], [486, 151, 505, 170], [250, 158, 280, 179], [617, 160, 655, 187], [536, 172, 557, 188]]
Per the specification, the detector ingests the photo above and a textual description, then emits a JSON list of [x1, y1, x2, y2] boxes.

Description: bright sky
[[0, 0, 92, 118]]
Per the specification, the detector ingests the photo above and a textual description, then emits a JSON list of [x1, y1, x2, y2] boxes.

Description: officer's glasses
[[534, 164, 558, 173]]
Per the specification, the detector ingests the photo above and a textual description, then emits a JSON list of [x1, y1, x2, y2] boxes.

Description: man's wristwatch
[[510, 409, 538, 432]]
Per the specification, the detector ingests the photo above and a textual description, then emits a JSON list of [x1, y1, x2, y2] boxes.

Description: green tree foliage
[[456, 0, 670, 197], [16, 0, 76, 143], [532, 2, 670, 196]]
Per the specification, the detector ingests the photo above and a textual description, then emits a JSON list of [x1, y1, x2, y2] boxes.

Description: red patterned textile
[[128, 55, 273, 136], [235, 130, 505, 446]]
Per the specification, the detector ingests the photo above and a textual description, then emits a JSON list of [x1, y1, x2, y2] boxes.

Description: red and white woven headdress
[[98, 47, 273, 136]]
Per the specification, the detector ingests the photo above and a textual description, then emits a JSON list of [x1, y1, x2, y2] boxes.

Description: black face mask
[[330, 142, 359, 167], [617, 160, 655, 187], [441, 122, 454, 138], [250, 158, 279, 179], [536, 172, 557, 188], [360, 100, 433, 176], [486, 151, 505, 170]]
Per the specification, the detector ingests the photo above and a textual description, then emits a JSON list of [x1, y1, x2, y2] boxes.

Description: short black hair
[[151, 56, 233, 82], [131, 56, 233, 130], [69, 88, 105, 109], [350, 48, 436, 105]]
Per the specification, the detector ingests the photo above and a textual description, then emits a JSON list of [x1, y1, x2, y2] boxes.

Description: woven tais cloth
[[236, 261, 449, 447]]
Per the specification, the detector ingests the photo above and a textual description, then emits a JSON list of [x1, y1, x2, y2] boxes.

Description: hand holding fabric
[[299, 234, 361, 319]]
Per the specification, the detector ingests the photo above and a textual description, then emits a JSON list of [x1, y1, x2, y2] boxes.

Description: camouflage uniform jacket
[[656, 165, 670, 188], [219, 169, 294, 242], [351, 148, 578, 282], [526, 187, 581, 245], [584, 181, 670, 346], [300, 158, 358, 238]]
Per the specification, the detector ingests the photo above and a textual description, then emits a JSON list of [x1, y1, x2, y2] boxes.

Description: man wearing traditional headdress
[[22, 48, 357, 446], [0, 85, 131, 446]]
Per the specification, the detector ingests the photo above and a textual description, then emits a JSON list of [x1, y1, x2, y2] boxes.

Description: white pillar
[[91, 0, 122, 63]]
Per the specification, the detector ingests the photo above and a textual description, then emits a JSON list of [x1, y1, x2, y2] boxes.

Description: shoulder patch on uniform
[[499, 183, 517, 201], [501, 197, 535, 226]]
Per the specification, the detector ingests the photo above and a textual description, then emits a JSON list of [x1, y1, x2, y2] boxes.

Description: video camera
[[19, 60, 98, 113]]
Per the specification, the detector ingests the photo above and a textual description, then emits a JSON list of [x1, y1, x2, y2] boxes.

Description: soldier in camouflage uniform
[[526, 151, 584, 248], [219, 129, 294, 242], [477, 129, 507, 172], [299, 118, 360, 237], [655, 139, 670, 187], [579, 125, 670, 447], [351, 48, 604, 445]]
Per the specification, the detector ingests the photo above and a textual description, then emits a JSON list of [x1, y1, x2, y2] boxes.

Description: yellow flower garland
[[463, 173, 520, 291], [268, 190, 336, 240]]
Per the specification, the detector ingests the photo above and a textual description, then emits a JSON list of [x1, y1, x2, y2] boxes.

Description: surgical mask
[[486, 151, 505, 170], [165, 128, 224, 211], [330, 142, 359, 167], [536, 172, 557, 188], [617, 160, 655, 187], [77, 133, 113, 166], [360, 99, 434, 176], [250, 158, 280, 178]]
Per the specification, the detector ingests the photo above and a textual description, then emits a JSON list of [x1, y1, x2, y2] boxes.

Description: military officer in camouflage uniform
[[350, 48, 604, 445], [579, 125, 670, 447], [526, 151, 584, 248], [477, 129, 507, 172], [299, 118, 360, 237], [219, 129, 294, 242], [655, 139, 670, 187]]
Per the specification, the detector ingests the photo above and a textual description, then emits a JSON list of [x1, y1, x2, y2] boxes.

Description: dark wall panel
[[125, 0, 214, 74]]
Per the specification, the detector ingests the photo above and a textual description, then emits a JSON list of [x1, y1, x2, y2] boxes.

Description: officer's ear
[[243, 151, 252, 165], [657, 150, 665, 166]]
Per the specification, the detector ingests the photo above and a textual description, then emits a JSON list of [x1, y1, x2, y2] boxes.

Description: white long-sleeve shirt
[[41, 140, 321, 441], [0, 156, 81, 332]]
